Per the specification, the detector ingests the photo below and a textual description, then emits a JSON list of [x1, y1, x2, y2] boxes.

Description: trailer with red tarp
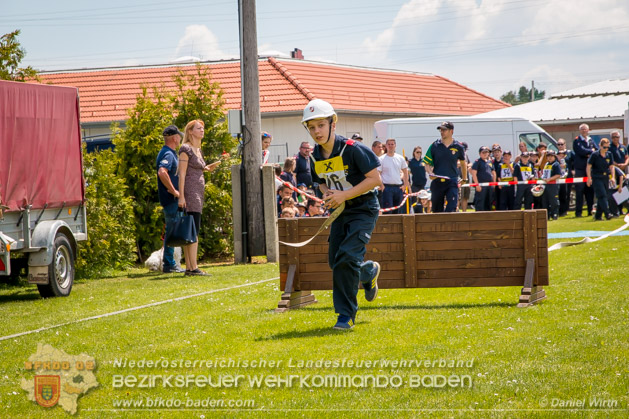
[[0, 80, 87, 297]]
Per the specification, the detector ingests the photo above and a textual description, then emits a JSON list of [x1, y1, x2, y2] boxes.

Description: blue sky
[[3, 0, 629, 99]]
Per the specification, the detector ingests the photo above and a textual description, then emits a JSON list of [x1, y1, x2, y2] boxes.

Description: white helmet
[[532, 184, 545, 197], [301, 99, 337, 125]]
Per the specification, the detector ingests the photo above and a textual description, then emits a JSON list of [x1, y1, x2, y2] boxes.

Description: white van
[[373, 116, 558, 161]]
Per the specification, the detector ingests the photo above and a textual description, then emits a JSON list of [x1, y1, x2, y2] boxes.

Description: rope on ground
[[548, 214, 629, 252]]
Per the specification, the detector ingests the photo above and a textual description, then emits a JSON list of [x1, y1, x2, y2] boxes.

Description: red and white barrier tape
[[463, 177, 588, 188], [379, 194, 410, 213]]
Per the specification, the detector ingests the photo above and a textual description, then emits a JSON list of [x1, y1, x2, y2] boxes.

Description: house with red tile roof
[[37, 56, 508, 161]]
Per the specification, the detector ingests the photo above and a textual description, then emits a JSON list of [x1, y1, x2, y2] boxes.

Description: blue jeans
[[162, 202, 179, 269], [383, 184, 404, 214]]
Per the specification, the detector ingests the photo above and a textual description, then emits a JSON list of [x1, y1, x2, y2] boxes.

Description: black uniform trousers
[[328, 195, 380, 319], [474, 186, 492, 211], [574, 168, 594, 216], [543, 184, 559, 219], [515, 185, 533, 210], [498, 185, 516, 210], [558, 184, 570, 215], [431, 177, 459, 213], [592, 177, 610, 220]]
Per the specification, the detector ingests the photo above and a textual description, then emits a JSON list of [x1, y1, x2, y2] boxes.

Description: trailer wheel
[[37, 233, 74, 298]]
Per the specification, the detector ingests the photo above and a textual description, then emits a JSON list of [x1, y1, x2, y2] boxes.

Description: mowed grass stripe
[[0, 277, 278, 342]]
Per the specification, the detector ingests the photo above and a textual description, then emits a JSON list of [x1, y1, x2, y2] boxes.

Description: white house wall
[[261, 114, 394, 164]]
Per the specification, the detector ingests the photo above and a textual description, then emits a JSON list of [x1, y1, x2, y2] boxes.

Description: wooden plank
[[417, 267, 526, 279], [522, 211, 539, 285], [417, 248, 524, 261], [373, 222, 403, 234], [418, 259, 525, 269], [301, 260, 403, 273], [298, 242, 406, 255], [286, 220, 301, 290], [299, 251, 404, 264], [415, 211, 526, 223], [299, 270, 404, 283], [416, 239, 524, 250], [415, 276, 529, 287], [416, 230, 524, 242], [402, 215, 417, 287], [374, 215, 405, 224], [416, 220, 524, 233], [367, 242, 405, 253], [301, 279, 407, 290], [284, 264, 297, 293]]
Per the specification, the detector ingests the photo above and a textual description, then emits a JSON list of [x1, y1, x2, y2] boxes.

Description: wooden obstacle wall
[[277, 210, 548, 311]]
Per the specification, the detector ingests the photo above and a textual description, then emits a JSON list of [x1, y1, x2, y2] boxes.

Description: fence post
[[231, 164, 244, 263], [262, 165, 279, 262]]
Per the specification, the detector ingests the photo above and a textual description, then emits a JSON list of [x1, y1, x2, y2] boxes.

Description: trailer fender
[[28, 220, 77, 267]]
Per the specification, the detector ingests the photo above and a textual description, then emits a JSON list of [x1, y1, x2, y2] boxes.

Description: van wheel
[[37, 234, 74, 298]]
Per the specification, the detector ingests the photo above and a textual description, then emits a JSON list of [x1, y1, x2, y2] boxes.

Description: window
[[518, 133, 558, 152]]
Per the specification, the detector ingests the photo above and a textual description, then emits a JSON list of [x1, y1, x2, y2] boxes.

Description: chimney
[[291, 48, 304, 60]]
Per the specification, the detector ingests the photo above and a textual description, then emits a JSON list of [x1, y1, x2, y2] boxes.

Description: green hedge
[[76, 148, 136, 278]]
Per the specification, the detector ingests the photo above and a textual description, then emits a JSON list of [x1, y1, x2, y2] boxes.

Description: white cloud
[[464, 0, 508, 41], [174, 25, 232, 61], [523, 0, 629, 43], [361, 0, 441, 58]]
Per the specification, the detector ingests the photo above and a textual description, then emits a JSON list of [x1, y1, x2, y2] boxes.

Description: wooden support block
[[517, 286, 546, 308], [517, 258, 546, 307], [402, 215, 417, 287], [275, 291, 317, 312]]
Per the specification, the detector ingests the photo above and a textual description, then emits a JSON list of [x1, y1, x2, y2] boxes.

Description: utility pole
[[238, 0, 265, 257], [531, 80, 535, 102]]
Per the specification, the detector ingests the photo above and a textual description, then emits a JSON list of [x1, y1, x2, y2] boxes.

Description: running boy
[[302, 99, 382, 330]]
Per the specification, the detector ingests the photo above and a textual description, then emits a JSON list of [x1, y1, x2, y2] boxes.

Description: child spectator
[[417, 190, 432, 213], [296, 183, 308, 204], [280, 157, 297, 200], [514, 152, 535, 210], [496, 150, 515, 210], [277, 184, 293, 216], [296, 203, 307, 217], [470, 146, 496, 211], [280, 207, 297, 218]]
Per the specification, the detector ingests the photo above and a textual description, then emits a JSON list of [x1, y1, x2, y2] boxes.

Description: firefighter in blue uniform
[[422, 121, 468, 212], [470, 146, 495, 211], [586, 138, 613, 221], [303, 99, 382, 330], [541, 150, 562, 220]]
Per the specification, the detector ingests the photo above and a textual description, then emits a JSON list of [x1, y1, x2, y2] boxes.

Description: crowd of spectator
[[269, 123, 629, 220]]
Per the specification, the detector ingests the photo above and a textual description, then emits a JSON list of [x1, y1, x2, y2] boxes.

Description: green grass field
[[0, 215, 628, 418]]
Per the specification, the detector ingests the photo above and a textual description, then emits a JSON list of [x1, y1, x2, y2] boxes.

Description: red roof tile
[[36, 58, 508, 123]]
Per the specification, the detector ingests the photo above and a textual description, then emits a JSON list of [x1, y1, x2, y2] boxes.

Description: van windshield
[[519, 133, 558, 152]]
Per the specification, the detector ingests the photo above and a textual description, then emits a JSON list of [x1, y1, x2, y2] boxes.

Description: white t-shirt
[[378, 153, 408, 185]]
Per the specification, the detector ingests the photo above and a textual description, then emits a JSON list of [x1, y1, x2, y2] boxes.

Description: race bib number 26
[[314, 156, 353, 191]]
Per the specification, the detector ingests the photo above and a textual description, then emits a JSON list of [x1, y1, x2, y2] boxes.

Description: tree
[[0, 30, 38, 81], [500, 85, 545, 105], [171, 66, 236, 259], [112, 86, 175, 261], [77, 147, 137, 278], [113, 64, 237, 261]]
